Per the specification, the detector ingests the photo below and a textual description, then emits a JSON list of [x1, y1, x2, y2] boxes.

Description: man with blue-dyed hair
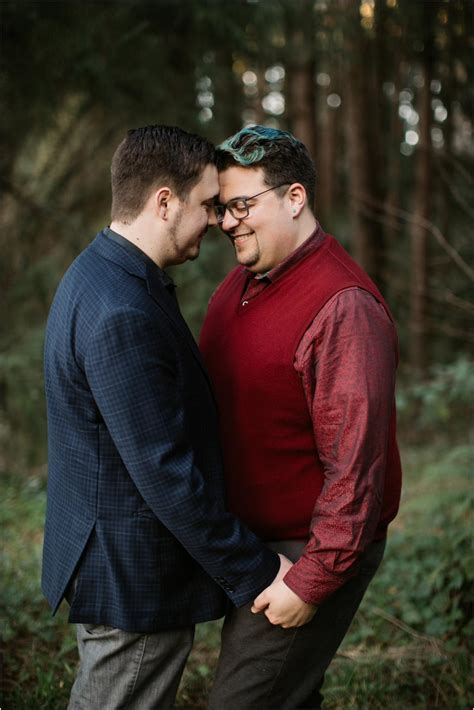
[[200, 125, 402, 708]]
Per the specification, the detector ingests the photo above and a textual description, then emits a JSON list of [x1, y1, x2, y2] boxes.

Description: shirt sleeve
[[283, 287, 398, 606]]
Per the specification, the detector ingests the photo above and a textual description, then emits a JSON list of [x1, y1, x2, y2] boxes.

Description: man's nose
[[207, 209, 218, 228], [221, 209, 240, 233]]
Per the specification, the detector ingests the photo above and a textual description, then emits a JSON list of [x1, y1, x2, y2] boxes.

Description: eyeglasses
[[214, 183, 289, 224]]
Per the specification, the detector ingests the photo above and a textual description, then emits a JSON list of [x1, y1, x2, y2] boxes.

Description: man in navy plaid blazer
[[42, 125, 287, 709]]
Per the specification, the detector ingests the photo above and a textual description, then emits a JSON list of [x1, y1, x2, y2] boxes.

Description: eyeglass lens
[[215, 184, 288, 224]]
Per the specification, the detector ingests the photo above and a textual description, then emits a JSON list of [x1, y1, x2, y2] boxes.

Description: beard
[[233, 237, 260, 268], [167, 207, 202, 263], [167, 206, 184, 252]]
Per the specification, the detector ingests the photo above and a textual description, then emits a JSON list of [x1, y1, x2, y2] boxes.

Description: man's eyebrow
[[202, 195, 219, 206], [224, 194, 250, 203]]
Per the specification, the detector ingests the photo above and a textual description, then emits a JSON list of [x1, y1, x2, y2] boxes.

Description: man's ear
[[154, 187, 172, 220], [287, 183, 306, 218]]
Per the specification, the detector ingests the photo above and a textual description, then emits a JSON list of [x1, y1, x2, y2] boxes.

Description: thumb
[[251, 590, 269, 614]]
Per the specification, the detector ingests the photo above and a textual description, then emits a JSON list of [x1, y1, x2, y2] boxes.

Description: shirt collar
[[104, 226, 176, 291]]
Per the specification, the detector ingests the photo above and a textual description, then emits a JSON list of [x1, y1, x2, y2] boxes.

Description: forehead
[[190, 163, 219, 200], [218, 166, 266, 201]]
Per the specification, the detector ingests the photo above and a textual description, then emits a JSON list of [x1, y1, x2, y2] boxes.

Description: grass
[[1, 476, 76, 709], [1, 441, 472, 709]]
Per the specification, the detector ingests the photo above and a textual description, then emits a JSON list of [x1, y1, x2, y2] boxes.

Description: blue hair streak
[[218, 125, 298, 166]]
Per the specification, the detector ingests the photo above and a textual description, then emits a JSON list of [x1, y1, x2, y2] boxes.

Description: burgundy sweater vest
[[200, 236, 402, 541]]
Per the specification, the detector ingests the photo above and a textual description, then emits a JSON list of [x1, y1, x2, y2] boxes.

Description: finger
[[264, 609, 280, 625], [251, 594, 268, 614]]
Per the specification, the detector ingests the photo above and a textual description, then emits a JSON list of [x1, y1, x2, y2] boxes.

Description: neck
[[293, 211, 318, 251], [110, 218, 165, 268]]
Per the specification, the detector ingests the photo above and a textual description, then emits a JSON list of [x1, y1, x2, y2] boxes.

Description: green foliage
[[323, 651, 470, 710], [0, 327, 47, 471], [397, 356, 474, 440], [355, 444, 473, 644], [390, 445, 472, 640], [0, 475, 77, 709], [176, 621, 222, 709]]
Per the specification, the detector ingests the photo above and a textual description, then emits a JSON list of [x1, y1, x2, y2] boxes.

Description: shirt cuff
[[283, 555, 356, 606]]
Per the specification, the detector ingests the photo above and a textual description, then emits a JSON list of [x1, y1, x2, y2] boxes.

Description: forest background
[[1, 1, 473, 708]]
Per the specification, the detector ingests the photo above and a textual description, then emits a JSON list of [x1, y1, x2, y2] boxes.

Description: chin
[[240, 259, 260, 271], [236, 250, 259, 268], [186, 248, 200, 262]]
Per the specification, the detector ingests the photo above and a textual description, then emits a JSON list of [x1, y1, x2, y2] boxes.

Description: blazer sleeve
[[84, 306, 279, 606]]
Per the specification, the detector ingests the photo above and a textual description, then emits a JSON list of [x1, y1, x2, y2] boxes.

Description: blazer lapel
[[145, 264, 215, 393], [90, 231, 215, 396]]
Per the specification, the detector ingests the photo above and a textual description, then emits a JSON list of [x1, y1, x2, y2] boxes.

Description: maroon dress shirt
[[240, 225, 398, 605]]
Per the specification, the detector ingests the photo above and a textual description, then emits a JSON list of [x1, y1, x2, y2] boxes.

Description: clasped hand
[[251, 554, 317, 629]]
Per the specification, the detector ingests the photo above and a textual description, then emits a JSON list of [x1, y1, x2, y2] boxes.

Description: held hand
[[251, 580, 317, 628], [273, 553, 293, 582]]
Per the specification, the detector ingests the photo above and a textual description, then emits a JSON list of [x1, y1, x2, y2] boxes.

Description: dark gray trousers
[[65, 580, 195, 709], [208, 538, 386, 710], [68, 623, 195, 709]]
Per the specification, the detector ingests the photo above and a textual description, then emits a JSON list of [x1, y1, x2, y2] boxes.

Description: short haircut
[[216, 125, 316, 209], [111, 125, 215, 222]]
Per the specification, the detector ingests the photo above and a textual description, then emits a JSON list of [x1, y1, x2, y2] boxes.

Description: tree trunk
[[288, 62, 317, 160], [284, 0, 317, 184], [342, 10, 376, 275], [409, 59, 433, 372], [317, 75, 340, 224]]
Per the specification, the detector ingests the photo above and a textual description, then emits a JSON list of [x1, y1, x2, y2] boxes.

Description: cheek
[[187, 211, 203, 234], [196, 209, 208, 227]]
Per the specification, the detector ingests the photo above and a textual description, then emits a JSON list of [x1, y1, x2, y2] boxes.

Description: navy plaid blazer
[[42, 230, 279, 633]]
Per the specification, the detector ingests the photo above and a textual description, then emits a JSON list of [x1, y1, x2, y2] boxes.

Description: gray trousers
[[68, 622, 194, 710], [208, 538, 386, 710]]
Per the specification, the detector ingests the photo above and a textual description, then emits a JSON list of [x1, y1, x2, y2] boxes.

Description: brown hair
[[111, 125, 215, 222]]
